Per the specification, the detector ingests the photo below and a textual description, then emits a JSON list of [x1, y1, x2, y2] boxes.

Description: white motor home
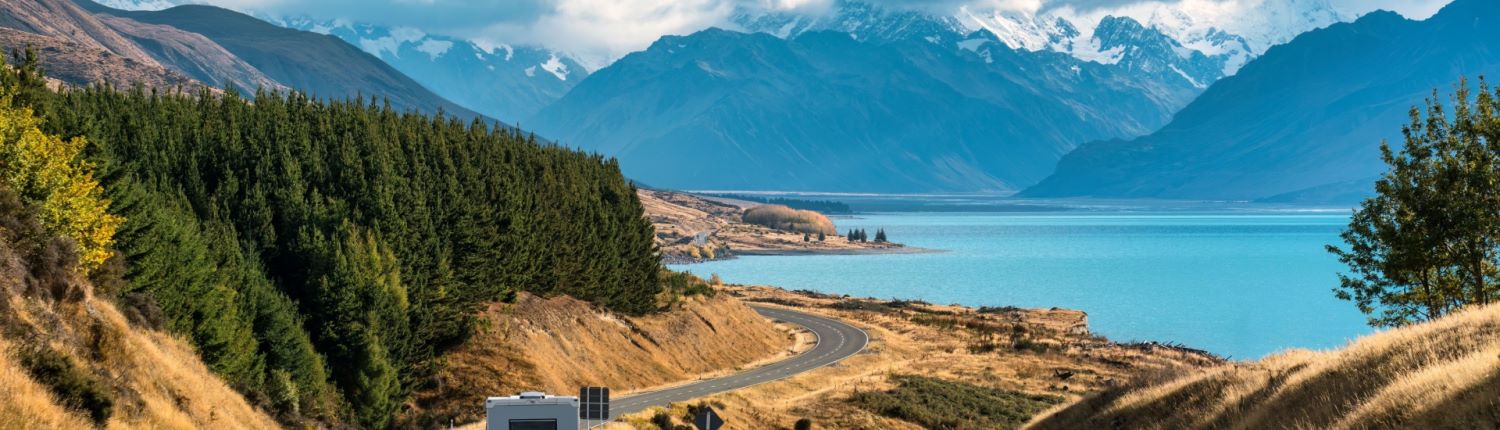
[[485, 392, 580, 430]]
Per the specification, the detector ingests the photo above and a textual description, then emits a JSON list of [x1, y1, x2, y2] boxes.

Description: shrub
[[743, 205, 837, 235], [795, 417, 814, 430], [19, 346, 114, 426], [651, 411, 675, 430], [851, 375, 1062, 430]]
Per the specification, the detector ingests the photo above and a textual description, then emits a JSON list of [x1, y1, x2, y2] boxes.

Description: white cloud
[[134, 0, 1457, 69], [474, 0, 736, 70]]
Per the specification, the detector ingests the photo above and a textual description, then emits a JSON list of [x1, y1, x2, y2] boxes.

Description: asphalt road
[[605, 305, 869, 420]]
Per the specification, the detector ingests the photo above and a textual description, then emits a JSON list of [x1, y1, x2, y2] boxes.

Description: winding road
[[606, 305, 869, 420]]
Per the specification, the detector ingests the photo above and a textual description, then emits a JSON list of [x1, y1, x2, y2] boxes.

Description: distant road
[[607, 305, 869, 419]]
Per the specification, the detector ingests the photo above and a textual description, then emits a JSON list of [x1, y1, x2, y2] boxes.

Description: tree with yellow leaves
[[0, 94, 121, 271]]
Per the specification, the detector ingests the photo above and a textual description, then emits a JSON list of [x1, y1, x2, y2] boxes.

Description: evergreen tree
[[7, 53, 667, 427], [1329, 79, 1500, 327], [875, 228, 887, 243], [818, 232, 826, 242], [305, 224, 409, 429], [803, 233, 810, 242]]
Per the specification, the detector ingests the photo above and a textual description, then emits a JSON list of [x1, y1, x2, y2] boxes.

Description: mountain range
[[74, 0, 1370, 193], [23, 0, 1467, 200], [268, 17, 589, 123], [1022, 0, 1499, 202], [524, 0, 1338, 192], [0, 0, 486, 121], [526, 24, 1201, 192]]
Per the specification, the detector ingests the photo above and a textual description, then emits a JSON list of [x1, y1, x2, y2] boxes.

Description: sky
[[108, 0, 1454, 68]]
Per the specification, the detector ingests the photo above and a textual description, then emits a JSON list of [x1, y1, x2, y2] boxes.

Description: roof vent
[[519, 391, 546, 399]]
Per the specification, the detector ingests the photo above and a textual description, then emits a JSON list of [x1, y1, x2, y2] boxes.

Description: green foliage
[[795, 417, 814, 430], [1329, 78, 1500, 327], [659, 270, 716, 308], [304, 224, 408, 429], [7, 46, 662, 427], [19, 346, 114, 426], [852, 375, 1062, 430], [0, 61, 121, 272]]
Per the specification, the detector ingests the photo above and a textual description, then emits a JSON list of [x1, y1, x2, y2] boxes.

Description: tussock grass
[[1029, 302, 1500, 429], [853, 375, 1063, 430], [0, 215, 278, 429], [742, 205, 837, 235]]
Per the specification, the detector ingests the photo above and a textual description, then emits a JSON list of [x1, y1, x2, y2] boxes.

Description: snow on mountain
[[88, 0, 180, 10], [966, 0, 1352, 77], [735, 0, 1353, 83], [268, 16, 589, 122], [730, 1, 968, 44]]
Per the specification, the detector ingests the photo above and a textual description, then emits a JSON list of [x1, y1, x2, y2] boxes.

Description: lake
[[671, 211, 1373, 360]]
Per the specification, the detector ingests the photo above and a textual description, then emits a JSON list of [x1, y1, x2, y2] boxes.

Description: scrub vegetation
[[743, 204, 837, 235]]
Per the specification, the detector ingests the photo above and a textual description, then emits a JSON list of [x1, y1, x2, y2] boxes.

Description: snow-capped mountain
[[963, 0, 1353, 77], [88, 0, 177, 10], [730, 1, 968, 44], [734, 0, 1352, 88], [269, 17, 588, 122]]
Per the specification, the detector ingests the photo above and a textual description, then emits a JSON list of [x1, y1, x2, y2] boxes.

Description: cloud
[[166, 0, 1453, 68], [472, 0, 736, 70]]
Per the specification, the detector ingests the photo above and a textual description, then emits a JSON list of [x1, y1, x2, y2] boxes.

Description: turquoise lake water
[[670, 211, 1373, 360]]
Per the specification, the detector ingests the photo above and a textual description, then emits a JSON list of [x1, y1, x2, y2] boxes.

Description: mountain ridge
[[1022, 1, 1500, 202], [526, 24, 1200, 192], [73, 1, 491, 121]]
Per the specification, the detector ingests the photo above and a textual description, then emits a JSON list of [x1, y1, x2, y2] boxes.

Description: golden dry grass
[[1029, 302, 1500, 430], [416, 292, 790, 427], [610, 286, 1218, 430], [0, 335, 95, 430], [742, 205, 837, 235], [0, 241, 278, 429]]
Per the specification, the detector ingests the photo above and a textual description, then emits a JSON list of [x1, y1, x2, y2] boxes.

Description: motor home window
[[508, 419, 558, 430]]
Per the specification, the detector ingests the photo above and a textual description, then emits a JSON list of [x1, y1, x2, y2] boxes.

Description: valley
[[1, 0, 1496, 429]]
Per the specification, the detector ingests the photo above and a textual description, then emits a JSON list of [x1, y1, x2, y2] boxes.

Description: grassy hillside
[[423, 292, 787, 428], [0, 118, 276, 428], [1029, 302, 1500, 429], [2, 52, 661, 428]]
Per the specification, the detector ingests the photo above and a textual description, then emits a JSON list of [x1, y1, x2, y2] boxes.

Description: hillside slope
[[1023, 0, 1500, 202], [0, 193, 278, 429], [77, 2, 488, 120], [411, 292, 789, 426], [273, 18, 589, 123], [1030, 302, 1500, 429], [0, 28, 196, 90]]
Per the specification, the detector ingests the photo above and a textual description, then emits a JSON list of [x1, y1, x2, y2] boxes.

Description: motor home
[[485, 392, 580, 430]]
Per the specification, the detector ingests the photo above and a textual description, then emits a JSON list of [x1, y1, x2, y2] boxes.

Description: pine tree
[[875, 228, 887, 243], [818, 232, 826, 242], [306, 225, 409, 429]]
